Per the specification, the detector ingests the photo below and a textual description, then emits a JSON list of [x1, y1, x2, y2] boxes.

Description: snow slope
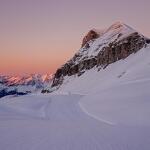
[[56, 45, 150, 127], [57, 45, 150, 93], [0, 93, 150, 150]]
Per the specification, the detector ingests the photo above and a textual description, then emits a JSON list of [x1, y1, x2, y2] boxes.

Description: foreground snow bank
[[0, 94, 150, 150], [80, 80, 150, 126]]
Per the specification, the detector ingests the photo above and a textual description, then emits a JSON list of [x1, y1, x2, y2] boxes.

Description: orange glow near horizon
[[0, 41, 79, 75], [0, 0, 150, 75]]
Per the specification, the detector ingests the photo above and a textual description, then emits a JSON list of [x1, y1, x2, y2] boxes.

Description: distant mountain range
[[0, 74, 52, 98]]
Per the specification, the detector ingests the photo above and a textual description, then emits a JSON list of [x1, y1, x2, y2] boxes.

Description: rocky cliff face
[[51, 22, 150, 88]]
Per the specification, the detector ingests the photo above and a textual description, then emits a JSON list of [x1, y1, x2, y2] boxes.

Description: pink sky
[[0, 0, 150, 75]]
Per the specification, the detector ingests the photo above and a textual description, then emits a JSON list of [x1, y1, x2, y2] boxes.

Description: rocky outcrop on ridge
[[81, 30, 99, 48], [51, 22, 150, 88]]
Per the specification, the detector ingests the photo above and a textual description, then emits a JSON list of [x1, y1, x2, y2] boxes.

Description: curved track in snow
[[0, 94, 150, 150]]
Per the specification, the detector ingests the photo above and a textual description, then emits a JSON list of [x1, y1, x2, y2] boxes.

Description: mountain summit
[[51, 22, 150, 89], [81, 21, 135, 48]]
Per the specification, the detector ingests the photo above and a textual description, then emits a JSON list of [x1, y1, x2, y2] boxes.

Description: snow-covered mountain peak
[[90, 22, 134, 37], [82, 22, 136, 42], [103, 21, 136, 40], [106, 21, 131, 30], [50, 22, 150, 88], [41, 74, 53, 82], [72, 22, 142, 65]]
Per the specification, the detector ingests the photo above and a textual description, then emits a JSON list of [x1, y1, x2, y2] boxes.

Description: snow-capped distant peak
[[0, 73, 53, 97], [0, 74, 52, 87], [41, 74, 53, 82]]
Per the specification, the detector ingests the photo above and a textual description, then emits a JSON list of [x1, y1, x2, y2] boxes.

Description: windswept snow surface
[[0, 46, 150, 149], [0, 94, 150, 150]]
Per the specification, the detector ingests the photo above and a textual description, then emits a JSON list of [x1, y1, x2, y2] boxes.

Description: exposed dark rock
[[146, 38, 150, 44], [0, 89, 28, 98], [81, 30, 99, 47], [41, 89, 50, 93], [51, 30, 149, 88]]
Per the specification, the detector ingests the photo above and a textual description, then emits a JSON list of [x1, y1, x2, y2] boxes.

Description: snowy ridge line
[[78, 102, 115, 126]]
